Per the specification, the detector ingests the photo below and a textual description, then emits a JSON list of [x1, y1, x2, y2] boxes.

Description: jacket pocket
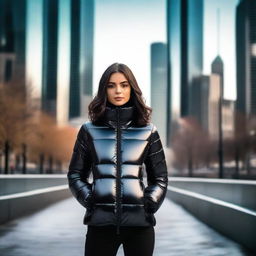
[[143, 193, 153, 213], [144, 211, 156, 226], [83, 186, 95, 224], [143, 193, 156, 226], [83, 208, 93, 224], [86, 181, 95, 209]]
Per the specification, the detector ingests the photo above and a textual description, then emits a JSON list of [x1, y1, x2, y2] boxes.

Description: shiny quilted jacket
[[67, 104, 168, 234]]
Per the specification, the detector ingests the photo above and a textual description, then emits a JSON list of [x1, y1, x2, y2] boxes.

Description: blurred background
[[0, 0, 256, 255], [0, 0, 255, 179]]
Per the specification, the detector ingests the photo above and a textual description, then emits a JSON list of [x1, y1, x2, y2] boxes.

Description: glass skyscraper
[[42, 0, 58, 116], [167, 0, 203, 145], [0, 0, 26, 86], [39, 0, 94, 124], [69, 0, 81, 118], [150, 42, 167, 146], [236, 0, 256, 117]]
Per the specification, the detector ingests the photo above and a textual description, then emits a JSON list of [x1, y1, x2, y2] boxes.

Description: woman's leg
[[122, 226, 155, 256], [84, 226, 121, 256]]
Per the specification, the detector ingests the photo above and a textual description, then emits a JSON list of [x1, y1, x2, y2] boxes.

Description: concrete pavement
[[0, 195, 253, 256]]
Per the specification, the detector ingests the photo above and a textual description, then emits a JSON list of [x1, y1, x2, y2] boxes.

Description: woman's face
[[106, 72, 131, 106]]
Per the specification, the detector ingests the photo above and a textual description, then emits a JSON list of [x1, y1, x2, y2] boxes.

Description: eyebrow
[[108, 81, 128, 84]]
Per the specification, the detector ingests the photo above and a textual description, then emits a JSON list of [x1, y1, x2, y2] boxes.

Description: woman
[[67, 63, 168, 256]]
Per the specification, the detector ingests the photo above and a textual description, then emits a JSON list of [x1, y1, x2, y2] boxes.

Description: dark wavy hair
[[88, 63, 152, 126]]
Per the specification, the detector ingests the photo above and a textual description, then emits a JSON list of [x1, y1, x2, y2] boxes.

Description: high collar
[[103, 100, 135, 129]]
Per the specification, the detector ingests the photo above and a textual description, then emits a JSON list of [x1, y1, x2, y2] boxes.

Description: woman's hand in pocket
[[143, 196, 157, 214]]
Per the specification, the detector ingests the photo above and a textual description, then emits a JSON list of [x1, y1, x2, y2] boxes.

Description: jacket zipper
[[116, 107, 121, 235]]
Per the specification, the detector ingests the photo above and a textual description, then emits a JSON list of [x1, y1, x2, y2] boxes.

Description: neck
[[103, 99, 135, 128]]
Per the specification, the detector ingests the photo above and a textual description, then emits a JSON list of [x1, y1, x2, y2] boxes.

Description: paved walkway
[[0, 195, 253, 256]]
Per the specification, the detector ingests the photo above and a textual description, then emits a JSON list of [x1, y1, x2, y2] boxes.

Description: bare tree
[[0, 78, 37, 174], [0, 77, 78, 174], [28, 111, 77, 174], [171, 116, 211, 177]]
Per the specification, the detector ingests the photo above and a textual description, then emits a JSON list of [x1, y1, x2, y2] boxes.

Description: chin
[[114, 101, 127, 106]]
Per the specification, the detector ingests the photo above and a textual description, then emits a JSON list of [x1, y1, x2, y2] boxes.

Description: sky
[[26, 0, 43, 98], [203, 0, 239, 100], [93, 0, 166, 106], [94, 0, 239, 103], [26, 0, 239, 104]]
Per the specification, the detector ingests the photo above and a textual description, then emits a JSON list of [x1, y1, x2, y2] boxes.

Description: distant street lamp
[[22, 143, 27, 174], [39, 153, 44, 174], [218, 84, 224, 178], [4, 141, 10, 174]]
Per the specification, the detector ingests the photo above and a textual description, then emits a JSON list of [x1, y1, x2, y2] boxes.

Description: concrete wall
[[169, 177, 256, 210], [0, 174, 68, 195], [0, 175, 72, 224], [0, 185, 72, 224], [167, 178, 256, 253]]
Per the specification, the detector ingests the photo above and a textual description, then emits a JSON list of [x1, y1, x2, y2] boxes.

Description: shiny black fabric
[[67, 103, 168, 230]]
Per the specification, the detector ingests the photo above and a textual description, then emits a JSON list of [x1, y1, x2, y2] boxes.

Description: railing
[[0, 174, 71, 224], [0, 174, 68, 195], [167, 177, 256, 253]]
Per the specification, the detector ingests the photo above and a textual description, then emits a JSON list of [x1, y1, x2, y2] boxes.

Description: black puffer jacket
[[67, 102, 168, 234]]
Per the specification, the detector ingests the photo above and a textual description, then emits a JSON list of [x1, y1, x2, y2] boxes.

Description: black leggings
[[84, 225, 155, 256]]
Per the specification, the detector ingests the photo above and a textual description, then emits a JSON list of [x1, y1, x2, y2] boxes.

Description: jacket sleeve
[[67, 124, 93, 209], [143, 124, 168, 214]]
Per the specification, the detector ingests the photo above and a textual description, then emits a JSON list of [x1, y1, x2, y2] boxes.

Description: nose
[[115, 85, 122, 94]]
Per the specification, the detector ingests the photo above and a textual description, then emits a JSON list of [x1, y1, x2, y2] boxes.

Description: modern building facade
[[208, 74, 221, 139], [150, 42, 167, 146], [57, 0, 95, 127], [236, 0, 256, 117], [191, 75, 210, 132], [211, 55, 224, 97], [0, 0, 26, 86], [42, 0, 59, 116], [80, 0, 94, 120], [45, 0, 95, 126], [167, 0, 203, 146], [69, 0, 81, 119], [222, 99, 235, 139]]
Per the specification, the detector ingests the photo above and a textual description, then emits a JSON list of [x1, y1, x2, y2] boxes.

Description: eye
[[107, 84, 114, 88], [122, 83, 129, 87]]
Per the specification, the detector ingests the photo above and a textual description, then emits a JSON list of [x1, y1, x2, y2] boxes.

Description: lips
[[114, 97, 124, 100]]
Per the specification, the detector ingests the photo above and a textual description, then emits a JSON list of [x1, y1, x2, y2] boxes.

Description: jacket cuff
[[143, 196, 157, 214], [77, 192, 93, 210]]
